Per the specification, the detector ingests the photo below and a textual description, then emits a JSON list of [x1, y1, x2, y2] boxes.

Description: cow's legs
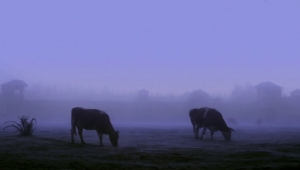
[[78, 127, 85, 144], [71, 119, 76, 144], [199, 127, 207, 139], [195, 125, 201, 138], [97, 132, 103, 146], [192, 124, 198, 138], [71, 128, 75, 144]]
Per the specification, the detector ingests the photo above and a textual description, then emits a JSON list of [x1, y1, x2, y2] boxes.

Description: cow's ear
[[115, 131, 119, 134], [229, 128, 235, 132]]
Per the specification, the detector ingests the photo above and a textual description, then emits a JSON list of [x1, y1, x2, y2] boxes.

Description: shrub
[[3, 116, 37, 136]]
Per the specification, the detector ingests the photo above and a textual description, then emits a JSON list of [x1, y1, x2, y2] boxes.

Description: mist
[[2, 2, 300, 169], [1, 1, 300, 128], [1, 81, 300, 129]]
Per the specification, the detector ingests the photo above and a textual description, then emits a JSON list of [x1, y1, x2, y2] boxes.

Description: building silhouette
[[0, 79, 28, 101]]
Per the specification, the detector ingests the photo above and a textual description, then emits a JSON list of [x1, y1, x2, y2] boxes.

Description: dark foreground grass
[[1, 151, 300, 170], [1, 137, 300, 170], [1, 126, 300, 170]]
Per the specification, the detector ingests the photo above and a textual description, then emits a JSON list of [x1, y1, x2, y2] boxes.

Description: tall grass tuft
[[3, 116, 37, 136]]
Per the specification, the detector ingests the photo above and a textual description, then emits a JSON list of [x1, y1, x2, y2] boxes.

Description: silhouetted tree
[[231, 84, 256, 103], [137, 89, 150, 102], [187, 89, 210, 108]]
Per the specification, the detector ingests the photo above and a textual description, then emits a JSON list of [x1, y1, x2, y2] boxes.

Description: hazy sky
[[1, 1, 300, 96]]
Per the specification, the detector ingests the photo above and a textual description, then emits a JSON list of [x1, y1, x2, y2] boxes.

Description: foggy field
[[2, 100, 300, 128], [2, 1, 300, 169], [1, 124, 300, 170], [1, 100, 300, 169]]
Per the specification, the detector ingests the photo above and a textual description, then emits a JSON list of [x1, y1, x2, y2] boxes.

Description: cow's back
[[71, 107, 112, 132], [204, 109, 229, 131]]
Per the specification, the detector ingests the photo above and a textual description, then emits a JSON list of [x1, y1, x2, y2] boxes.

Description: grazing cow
[[189, 107, 235, 141], [71, 107, 119, 147], [227, 118, 238, 125]]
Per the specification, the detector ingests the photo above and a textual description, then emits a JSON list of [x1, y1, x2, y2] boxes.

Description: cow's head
[[221, 128, 235, 141], [109, 131, 119, 147]]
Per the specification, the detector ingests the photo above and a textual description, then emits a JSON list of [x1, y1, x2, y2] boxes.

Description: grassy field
[[1, 125, 300, 170]]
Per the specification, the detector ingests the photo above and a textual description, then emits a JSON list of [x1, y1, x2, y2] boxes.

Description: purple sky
[[1, 1, 300, 96]]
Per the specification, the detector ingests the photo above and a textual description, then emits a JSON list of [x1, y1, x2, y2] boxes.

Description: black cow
[[189, 107, 235, 141], [71, 107, 119, 147]]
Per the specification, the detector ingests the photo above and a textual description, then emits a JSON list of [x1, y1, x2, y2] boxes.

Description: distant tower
[[254, 81, 282, 122], [290, 89, 300, 104], [291, 89, 300, 98], [1, 79, 28, 101], [137, 89, 150, 101], [254, 81, 282, 105], [187, 89, 210, 108]]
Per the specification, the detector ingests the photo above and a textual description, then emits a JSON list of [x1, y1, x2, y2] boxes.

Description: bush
[[3, 116, 37, 136]]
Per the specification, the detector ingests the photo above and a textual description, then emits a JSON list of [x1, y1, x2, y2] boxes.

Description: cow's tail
[[71, 125, 77, 136], [71, 116, 77, 136], [189, 109, 195, 125], [229, 127, 235, 132]]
